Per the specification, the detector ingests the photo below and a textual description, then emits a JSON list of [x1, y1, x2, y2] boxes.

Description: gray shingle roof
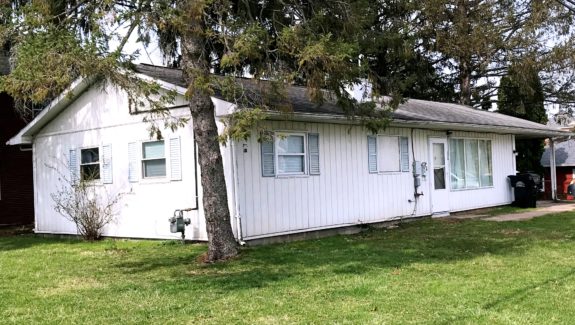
[[541, 139, 575, 167], [135, 64, 569, 138]]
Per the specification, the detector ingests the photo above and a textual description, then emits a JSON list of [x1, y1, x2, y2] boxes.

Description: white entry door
[[429, 138, 450, 215]]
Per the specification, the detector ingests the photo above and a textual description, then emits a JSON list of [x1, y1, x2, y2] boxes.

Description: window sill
[[79, 179, 103, 186], [450, 186, 494, 192], [371, 171, 409, 175], [275, 174, 310, 179], [140, 177, 171, 185]]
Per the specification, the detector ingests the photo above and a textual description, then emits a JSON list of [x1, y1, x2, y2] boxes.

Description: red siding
[[544, 167, 575, 201], [0, 93, 34, 225]]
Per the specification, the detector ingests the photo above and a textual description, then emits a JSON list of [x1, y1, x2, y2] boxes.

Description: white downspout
[[230, 140, 245, 245], [550, 138, 557, 202], [511, 135, 517, 173]]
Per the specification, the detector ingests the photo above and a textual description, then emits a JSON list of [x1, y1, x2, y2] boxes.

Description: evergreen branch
[[556, 0, 575, 13]]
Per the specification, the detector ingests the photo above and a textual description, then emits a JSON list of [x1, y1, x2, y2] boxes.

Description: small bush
[[50, 166, 121, 241]]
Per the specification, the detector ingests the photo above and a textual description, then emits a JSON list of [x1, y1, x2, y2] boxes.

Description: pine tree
[[498, 64, 547, 173], [0, 0, 396, 261], [415, 0, 575, 108]]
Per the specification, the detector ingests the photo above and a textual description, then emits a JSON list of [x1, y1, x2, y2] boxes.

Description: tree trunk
[[179, 1, 239, 262], [459, 58, 472, 106], [456, 0, 472, 106]]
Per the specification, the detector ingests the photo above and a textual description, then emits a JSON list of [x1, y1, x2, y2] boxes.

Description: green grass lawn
[[2, 214, 575, 324]]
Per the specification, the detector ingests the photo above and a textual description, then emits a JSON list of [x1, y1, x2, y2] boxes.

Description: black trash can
[[508, 172, 542, 208]]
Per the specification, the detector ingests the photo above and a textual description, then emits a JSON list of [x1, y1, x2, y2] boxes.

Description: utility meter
[[169, 209, 192, 243]]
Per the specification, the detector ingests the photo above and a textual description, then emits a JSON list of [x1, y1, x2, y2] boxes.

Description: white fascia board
[[136, 73, 240, 114], [134, 72, 188, 96], [6, 77, 93, 146], [142, 75, 238, 115], [212, 97, 237, 116], [7, 71, 204, 147]]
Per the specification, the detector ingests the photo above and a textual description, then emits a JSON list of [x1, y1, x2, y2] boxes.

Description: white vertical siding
[[33, 85, 209, 241], [32, 81, 517, 241], [236, 122, 515, 239]]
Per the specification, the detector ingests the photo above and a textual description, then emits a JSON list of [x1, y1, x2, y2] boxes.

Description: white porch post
[[550, 138, 558, 202]]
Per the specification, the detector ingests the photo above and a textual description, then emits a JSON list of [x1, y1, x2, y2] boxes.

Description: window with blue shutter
[[261, 132, 321, 177], [277, 134, 306, 175], [261, 137, 275, 177], [367, 136, 377, 173], [400, 137, 409, 172], [368, 135, 409, 173], [308, 133, 320, 175]]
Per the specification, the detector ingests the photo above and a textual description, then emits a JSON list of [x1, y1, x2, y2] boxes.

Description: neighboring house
[[7, 64, 570, 242], [0, 93, 34, 226], [0, 48, 35, 226], [541, 138, 575, 200]]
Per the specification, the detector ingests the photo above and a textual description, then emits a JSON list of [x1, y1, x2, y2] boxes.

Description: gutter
[[227, 111, 572, 138], [191, 135, 199, 210], [230, 140, 245, 245]]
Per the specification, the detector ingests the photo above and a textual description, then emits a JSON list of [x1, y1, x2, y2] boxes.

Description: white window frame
[[377, 135, 401, 174], [141, 140, 167, 179], [275, 132, 308, 176], [449, 137, 493, 191], [79, 146, 101, 181]]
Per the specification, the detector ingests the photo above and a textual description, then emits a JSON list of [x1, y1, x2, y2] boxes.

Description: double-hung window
[[367, 135, 410, 173], [261, 132, 320, 177], [80, 147, 100, 181], [449, 138, 493, 189], [128, 138, 181, 182], [276, 133, 307, 175], [142, 140, 166, 178]]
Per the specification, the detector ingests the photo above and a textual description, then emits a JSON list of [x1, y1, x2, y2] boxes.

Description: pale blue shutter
[[69, 149, 79, 181], [367, 136, 377, 173], [308, 133, 320, 175], [102, 144, 113, 184], [400, 137, 409, 172], [261, 138, 275, 177], [128, 142, 138, 182], [170, 137, 182, 181]]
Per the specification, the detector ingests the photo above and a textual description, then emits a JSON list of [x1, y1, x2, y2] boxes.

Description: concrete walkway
[[451, 201, 575, 222]]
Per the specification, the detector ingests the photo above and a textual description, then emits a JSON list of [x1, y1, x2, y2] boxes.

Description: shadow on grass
[[431, 268, 575, 325], [482, 268, 575, 310], [112, 216, 575, 292], [0, 235, 73, 252], [0, 234, 96, 252]]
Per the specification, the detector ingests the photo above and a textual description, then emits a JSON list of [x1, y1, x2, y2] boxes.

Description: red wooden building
[[541, 139, 575, 200], [0, 93, 34, 225]]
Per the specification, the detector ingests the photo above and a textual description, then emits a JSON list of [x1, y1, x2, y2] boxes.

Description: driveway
[[450, 201, 575, 222]]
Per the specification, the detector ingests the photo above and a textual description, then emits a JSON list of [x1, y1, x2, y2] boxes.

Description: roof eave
[[135, 72, 188, 96], [6, 77, 93, 146], [241, 111, 572, 138]]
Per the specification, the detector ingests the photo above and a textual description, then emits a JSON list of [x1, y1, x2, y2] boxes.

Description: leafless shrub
[[48, 163, 122, 241]]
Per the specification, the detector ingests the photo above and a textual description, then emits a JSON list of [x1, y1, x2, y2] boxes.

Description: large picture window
[[450, 138, 493, 190]]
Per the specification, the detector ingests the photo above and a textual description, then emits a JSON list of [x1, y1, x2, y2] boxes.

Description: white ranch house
[[8, 64, 570, 242]]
